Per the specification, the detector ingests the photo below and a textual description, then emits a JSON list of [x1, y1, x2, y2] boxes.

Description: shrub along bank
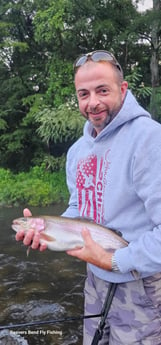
[[0, 165, 69, 207]]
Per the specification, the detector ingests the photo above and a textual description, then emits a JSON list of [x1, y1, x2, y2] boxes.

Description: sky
[[137, 0, 153, 11]]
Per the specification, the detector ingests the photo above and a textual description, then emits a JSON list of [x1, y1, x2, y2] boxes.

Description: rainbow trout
[[12, 216, 128, 252]]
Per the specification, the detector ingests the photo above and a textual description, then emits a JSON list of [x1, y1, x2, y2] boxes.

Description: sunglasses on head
[[73, 50, 122, 74]]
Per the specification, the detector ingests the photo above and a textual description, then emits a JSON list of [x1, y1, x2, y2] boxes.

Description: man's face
[[75, 61, 128, 135]]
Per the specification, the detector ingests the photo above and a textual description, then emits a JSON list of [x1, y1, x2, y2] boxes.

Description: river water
[[0, 205, 86, 345]]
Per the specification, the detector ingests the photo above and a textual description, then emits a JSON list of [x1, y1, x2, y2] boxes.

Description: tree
[[33, 0, 139, 69], [0, 0, 48, 170], [150, 0, 161, 120], [133, 0, 161, 119], [150, 0, 161, 88], [0, 0, 159, 171]]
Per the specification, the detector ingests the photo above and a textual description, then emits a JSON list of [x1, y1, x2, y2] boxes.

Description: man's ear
[[121, 81, 128, 100]]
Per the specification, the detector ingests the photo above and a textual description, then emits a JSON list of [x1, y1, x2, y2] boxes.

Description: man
[[16, 50, 161, 344]]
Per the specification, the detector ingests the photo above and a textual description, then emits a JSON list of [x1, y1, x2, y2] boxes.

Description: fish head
[[12, 217, 45, 233]]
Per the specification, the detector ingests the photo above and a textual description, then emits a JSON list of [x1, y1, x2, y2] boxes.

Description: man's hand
[[67, 228, 113, 271], [15, 208, 47, 252]]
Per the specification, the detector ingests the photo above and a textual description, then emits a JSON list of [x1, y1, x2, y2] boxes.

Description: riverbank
[[0, 165, 69, 207]]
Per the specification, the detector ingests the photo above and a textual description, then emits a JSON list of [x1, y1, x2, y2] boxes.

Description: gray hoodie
[[63, 90, 161, 283]]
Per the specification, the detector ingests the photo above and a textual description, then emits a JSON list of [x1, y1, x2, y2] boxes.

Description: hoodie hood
[[83, 90, 151, 141]]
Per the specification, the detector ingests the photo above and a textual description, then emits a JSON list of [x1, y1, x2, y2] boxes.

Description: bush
[[0, 165, 69, 207]]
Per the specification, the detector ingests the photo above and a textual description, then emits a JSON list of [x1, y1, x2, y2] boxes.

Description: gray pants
[[83, 266, 161, 345]]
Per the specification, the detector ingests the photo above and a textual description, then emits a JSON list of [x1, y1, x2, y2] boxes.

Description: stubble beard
[[87, 106, 119, 132]]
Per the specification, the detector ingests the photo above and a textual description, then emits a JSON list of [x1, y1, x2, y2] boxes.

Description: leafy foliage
[[125, 67, 152, 108], [42, 154, 66, 172], [0, 0, 160, 174], [149, 87, 161, 122], [33, 104, 85, 144], [0, 165, 69, 206]]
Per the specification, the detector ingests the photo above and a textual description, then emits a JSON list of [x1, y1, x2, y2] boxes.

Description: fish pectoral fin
[[72, 245, 84, 250], [40, 233, 56, 242], [26, 246, 31, 257]]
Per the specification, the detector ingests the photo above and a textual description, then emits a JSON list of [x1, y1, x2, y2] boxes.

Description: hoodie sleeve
[[61, 144, 80, 219], [115, 127, 161, 276]]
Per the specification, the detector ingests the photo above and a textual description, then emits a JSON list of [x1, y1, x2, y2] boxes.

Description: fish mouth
[[12, 224, 19, 232], [13, 218, 24, 225], [13, 219, 19, 224], [12, 219, 21, 231]]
